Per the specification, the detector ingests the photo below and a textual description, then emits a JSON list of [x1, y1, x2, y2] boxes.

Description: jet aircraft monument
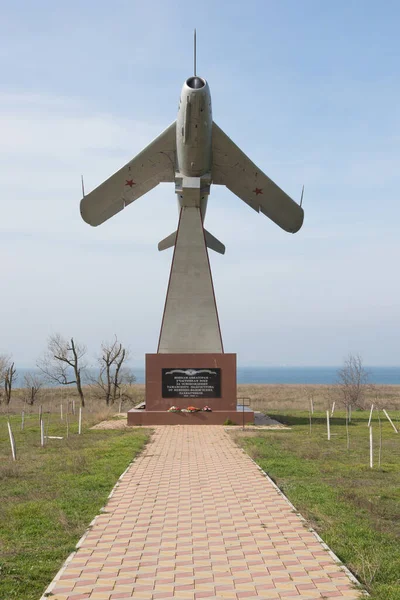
[[80, 39, 304, 425]]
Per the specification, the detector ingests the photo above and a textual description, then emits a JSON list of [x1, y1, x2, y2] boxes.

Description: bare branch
[[336, 354, 371, 410], [37, 333, 87, 406], [0, 355, 9, 389], [120, 368, 137, 386], [90, 336, 130, 405], [23, 373, 43, 405], [0, 356, 17, 405]]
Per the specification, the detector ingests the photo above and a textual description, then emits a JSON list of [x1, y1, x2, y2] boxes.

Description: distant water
[[236, 366, 400, 385], [15, 366, 400, 386]]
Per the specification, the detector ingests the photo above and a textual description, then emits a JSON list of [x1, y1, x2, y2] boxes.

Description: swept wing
[[212, 122, 304, 233], [81, 122, 176, 226]]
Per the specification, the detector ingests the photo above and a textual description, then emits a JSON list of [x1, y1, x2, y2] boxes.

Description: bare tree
[[23, 373, 43, 405], [92, 337, 130, 405], [0, 355, 7, 403], [337, 354, 371, 410], [120, 368, 137, 387], [336, 354, 371, 449], [38, 334, 87, 407], [118, 368, 137, 407], [0, 355, 17, 405]]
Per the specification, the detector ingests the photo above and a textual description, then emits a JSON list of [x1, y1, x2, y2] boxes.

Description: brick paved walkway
[[42, 426, 362, 600]]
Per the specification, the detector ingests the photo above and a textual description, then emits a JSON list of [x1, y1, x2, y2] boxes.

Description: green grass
[[235, 409, 400, 600], [0, 413, 150, 600]]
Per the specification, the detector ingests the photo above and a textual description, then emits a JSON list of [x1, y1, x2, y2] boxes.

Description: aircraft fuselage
[[177, 76, 212, 177], [175, 76, 212, 219]]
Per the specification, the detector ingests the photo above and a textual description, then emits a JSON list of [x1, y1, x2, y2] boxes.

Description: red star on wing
[[125, 179, 135, 188], [253, 187, 263, 196]]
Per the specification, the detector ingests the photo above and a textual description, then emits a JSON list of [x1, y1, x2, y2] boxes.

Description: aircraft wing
[[212, 122, 304, 233], [81, 122, 176, 226]]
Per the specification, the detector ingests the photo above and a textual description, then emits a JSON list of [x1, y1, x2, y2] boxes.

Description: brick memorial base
[[127, 353, 254, 426]]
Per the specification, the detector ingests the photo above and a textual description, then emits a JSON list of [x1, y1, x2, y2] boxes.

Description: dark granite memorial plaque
[[162, 368, 221, 398]]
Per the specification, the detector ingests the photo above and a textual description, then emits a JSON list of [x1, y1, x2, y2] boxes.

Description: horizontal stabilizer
[[204, 229, 225, 254], [158, 231, 177, 251], [158, 229, 225, 254]]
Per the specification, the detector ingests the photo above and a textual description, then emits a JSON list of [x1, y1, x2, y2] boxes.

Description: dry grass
[[2, 383, 400, 424], [237, 383, 400, 412], [0, 384, 146, 424]]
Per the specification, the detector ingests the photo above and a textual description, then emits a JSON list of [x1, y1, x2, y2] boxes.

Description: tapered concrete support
[[158, 206, 223, 353]]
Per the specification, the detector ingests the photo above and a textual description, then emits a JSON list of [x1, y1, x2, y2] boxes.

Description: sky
[[1, 0, 400, 367]]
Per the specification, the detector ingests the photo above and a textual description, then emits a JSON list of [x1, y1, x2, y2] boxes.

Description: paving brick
[[42, 427, 363, 600]]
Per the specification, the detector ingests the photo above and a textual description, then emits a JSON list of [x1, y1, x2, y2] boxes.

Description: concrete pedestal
[[158, 206, 223, 353], [127, 410, 254, 426], [127, 353, 254, 426], [127, 203, 253, 426]]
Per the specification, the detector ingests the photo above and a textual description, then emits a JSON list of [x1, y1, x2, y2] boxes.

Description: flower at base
[[202, 406, 212, 412], [187, 406, 200, 412], [168, 406, 181, 413]]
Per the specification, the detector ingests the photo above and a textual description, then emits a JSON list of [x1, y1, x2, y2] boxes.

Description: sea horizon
[[13, 365, 400, 386]]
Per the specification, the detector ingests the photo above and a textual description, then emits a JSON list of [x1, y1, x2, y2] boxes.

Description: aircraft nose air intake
[[186, 76, 205, 89]]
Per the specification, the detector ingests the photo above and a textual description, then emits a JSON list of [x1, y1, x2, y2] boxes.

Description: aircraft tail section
[[204, 229, 225, 254], [158, 231, 177, 251], [158, 229, 225, 254]]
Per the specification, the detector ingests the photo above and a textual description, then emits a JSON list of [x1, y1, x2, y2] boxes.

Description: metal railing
[[237, 397, 251, 430]]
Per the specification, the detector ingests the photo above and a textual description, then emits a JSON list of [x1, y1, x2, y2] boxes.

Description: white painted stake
[[7, 421, 16, 461], [39, 404, 42, 424], [383, 409, 398, 433], [40, 418, 45, 447], [326, 410, 331, 441], [310, 397, 314, 414], [72, 400, 76, 415], [60, 404, 63, 421], [21, 411, 25, 431], [331, 402, 335, 416], [368, 404, 374, 427], [349, 405, 352, 423], [369, 425, 373, 468], [78, 407, 82, 435]]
